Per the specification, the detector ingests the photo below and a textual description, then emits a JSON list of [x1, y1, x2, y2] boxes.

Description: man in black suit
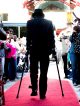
[[26, 9, 55, 99]]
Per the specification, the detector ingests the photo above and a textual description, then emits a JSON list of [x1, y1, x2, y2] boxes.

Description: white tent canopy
[[3, 21, 26, 38], [3, 21, 26, 27]]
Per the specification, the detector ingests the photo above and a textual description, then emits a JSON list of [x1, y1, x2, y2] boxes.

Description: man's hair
[[32, 9, 44, 18], [73, 25, 80, 33]]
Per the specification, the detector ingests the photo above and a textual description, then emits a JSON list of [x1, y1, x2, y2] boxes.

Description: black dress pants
[[30, 53, 49, 96]]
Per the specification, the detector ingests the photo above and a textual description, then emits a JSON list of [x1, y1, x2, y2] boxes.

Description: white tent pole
[[18, 26, 20, 38]]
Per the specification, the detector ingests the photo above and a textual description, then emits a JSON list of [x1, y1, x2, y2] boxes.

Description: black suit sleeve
[[48, 21, 55, 55]]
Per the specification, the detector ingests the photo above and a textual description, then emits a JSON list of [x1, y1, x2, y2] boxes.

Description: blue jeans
[[9, 57, 17, 80], [70, 53, 77, 83]]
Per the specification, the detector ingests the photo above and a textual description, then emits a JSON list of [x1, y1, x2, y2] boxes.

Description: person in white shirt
[[58, 29, 71, 78]]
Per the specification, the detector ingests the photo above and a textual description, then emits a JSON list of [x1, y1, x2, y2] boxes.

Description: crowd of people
[[0, 28, 26, 82], [56, 25, 80, 87], [0, 9, 80, 100], [26, 9, 80, 99]]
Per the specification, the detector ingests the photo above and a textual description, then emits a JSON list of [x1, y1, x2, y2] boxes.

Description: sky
[[0, 0, 80, 28], [0, 0, 29, 22], [0, 0, 24, 12]]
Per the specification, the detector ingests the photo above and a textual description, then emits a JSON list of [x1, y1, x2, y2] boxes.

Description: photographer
[[0, 40, 11, 79], [58, 29, 71, 78], [69, 25, 80, 85]]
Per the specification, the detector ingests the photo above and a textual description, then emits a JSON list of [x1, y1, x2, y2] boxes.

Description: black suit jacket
[[26, 17, 55, 55]]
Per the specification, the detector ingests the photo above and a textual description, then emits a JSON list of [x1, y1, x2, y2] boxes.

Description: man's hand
[[52, 48, 56, 56]]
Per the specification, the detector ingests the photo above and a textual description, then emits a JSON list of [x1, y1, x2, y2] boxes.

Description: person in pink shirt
[[6, 42, 16, 59], [4, 34, 17, 81]]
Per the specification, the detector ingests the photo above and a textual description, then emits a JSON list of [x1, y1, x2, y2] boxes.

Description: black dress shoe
[[64, 75, 69, 79], [30, 91, 37, 96], [28, 85, 32, 89], [40, 95, 46, 99]]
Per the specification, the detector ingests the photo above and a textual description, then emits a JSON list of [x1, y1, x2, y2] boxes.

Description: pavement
[[4, 59, 80, 101]]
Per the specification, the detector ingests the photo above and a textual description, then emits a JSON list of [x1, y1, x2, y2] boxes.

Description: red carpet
[[5, 73, 79, 106]]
